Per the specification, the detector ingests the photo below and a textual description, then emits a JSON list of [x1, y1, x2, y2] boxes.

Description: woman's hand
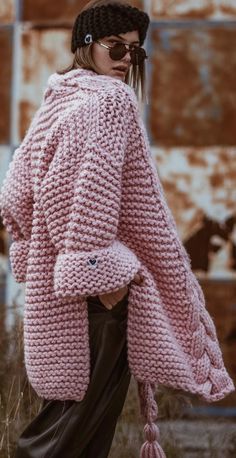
[[98, 273, 143, 310]]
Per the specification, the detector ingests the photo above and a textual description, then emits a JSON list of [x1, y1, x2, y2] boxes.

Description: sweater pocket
[[9, 239, 31, 283]]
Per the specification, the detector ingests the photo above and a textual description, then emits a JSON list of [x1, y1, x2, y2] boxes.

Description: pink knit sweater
[[1, 68, 234, 456]]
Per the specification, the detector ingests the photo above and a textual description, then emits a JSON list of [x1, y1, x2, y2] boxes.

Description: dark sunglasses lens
[[109, 43, 147, 64], [130, 47, 147, 65], [109, 43, 127, 61]]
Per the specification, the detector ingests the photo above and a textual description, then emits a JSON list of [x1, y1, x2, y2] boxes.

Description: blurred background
[[0, 0, 236, 457]]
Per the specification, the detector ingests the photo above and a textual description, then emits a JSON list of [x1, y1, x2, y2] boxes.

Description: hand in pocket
[[98, 273, 143, 310]]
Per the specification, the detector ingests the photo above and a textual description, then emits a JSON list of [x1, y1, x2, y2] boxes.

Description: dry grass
[[0, 303, 42, 458]]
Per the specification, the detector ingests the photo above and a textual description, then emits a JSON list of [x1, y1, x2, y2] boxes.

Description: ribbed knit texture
[[71, 4, 150, 51], [0, 68, 234, 413]]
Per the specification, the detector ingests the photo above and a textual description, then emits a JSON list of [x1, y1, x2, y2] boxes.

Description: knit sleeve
[[0, 142, 34, 282], [39, 91, 141, 298]]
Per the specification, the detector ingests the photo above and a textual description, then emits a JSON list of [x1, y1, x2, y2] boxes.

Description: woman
[[0, 1, 234, 457]]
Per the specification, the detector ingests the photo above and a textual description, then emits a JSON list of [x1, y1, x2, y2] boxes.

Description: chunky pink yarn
[[139, 383, 166, 457], [1, 68, 234, 456]]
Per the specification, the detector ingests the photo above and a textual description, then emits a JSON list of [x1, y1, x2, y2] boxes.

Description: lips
[[113, 66, 128, 73]]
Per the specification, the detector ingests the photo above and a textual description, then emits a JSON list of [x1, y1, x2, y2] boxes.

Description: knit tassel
[[138, 382, 166, 458], [140, 423, 166, 458]]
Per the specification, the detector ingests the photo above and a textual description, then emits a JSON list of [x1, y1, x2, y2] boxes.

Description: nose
[[121, 49, 132, 64]]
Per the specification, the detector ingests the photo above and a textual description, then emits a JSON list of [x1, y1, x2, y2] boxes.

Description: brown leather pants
[[15, 293, 131, 458]]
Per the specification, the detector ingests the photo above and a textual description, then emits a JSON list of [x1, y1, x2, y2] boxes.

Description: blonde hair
[[59, 0, 148, 101]]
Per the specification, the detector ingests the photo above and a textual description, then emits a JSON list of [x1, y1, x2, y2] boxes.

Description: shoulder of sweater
[[96, 76, 136, 97], [74, 72, 139, 111], [45, 70, 139, 113], [95, 78, 139, 109], [61, 88, 138, 128]]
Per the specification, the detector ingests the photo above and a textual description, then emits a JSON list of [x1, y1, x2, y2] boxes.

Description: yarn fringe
[[138, 382, 166, 458]]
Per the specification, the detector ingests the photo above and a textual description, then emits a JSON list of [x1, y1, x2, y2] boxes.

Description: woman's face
[[91, 30, 140, 81]]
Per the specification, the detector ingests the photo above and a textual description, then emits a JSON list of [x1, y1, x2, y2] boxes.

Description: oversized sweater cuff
[[54, 240, 141, 298], [9, 240, 30, 283]]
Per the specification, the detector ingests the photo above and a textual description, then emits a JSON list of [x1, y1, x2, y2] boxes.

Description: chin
[[112, 74, 126, 82]]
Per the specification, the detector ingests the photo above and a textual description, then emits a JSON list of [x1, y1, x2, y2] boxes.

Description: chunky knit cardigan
[[0, 68, 234, 457]]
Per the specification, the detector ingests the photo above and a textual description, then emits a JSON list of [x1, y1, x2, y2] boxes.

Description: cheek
[[92, 44, 113, 69], [91, 44, 99, 63]]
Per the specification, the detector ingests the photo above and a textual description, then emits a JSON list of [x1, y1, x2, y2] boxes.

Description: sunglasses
[[96, 40, 148, 65]]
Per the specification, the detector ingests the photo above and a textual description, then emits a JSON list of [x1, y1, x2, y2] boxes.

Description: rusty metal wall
[[0, 0, 235, 409], [147, 0, 236, 410], [151, 0, 236, 19], [146, 7, 236, 276]]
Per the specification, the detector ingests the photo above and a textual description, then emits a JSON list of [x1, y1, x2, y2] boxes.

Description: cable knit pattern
[[0, 69, 234, 408]]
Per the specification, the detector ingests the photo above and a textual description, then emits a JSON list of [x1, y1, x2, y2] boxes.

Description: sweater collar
[[47, 67, 125, 94]]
